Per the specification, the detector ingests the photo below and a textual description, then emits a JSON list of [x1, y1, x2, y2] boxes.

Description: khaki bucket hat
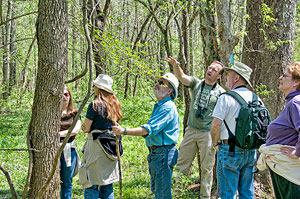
[[223, 62, 253, 87]]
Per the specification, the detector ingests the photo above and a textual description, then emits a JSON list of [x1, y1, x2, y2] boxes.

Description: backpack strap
[[224, 90, 248, 106], [223, 120, 235, 157]]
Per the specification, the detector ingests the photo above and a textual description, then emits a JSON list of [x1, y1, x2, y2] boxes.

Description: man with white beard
[[113, 73, 180, 199]]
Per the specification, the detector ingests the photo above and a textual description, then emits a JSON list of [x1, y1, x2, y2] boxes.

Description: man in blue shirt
[[113, 73, 179, 199]]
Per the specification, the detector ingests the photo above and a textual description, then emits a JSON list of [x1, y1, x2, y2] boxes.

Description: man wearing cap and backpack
[[165, 56, 225, 199], [112, 73, 180, 199], [210, 62, 271, 199]]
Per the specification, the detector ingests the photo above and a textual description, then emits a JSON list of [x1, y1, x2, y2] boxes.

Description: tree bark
[[28, 0, 68, 198], [182, 1, 190, 134], [2, 0, 12, 100], [9, 1, 16, 93], [88, 0, 111, 76], [243, 0, 296, 119], [216, 0, 234, 66], [199, 0, 219, 68], [243, 1, 296, 194]]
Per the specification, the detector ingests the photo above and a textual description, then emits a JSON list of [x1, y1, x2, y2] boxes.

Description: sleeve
[[212, 95, 230, 121], [189, 77, 198, 89], [290, 101, 300, 157], [141, 107, 174, 138], [85, 102, 96, 121]]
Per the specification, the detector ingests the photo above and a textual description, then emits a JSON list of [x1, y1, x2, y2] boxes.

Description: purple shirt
[[266, 90, 300, 157]]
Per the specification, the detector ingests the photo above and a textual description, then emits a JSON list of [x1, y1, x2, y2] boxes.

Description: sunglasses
[[64, 92, 70, 97], [281, 73, 292, 78], [158, 80, 166, 85]]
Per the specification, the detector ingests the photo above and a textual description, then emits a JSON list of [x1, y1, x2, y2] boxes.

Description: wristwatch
[[123, 128, 128, 135]]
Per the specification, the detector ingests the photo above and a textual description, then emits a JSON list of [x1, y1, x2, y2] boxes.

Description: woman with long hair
[[59, 86, 81, 199], [79, 74, 122, 199]]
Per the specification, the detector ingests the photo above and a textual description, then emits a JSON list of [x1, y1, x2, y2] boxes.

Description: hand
[[165, 56, 180, 67], [213, 145, 219, 152], [112, 125, 124, 136], [81, 123, 87, 134], [280, 146, 299, 159]]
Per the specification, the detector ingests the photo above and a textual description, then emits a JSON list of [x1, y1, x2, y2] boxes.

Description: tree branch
[[0, 11, 37, 26], [0, 163, 19, 199], [0, 37, 34, 49]]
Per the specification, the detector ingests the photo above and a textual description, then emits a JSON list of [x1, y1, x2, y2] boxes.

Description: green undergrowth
[[0, 97, 202, 199]]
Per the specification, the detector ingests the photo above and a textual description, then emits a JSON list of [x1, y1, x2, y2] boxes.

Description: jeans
[[269, 168, 300, 199], [147, 144, 178, 199], [84, 184, 114, 199], [217, 144, 257, 199], [60, 149, 77, 199]]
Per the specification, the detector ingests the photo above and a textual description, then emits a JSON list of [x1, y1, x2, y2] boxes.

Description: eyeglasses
[[157, 80, 169, 88], [281, 73, 292, 78], [207, 66, 219, 73], [64, 92, 70, 97], [158, 80, 166, 85]]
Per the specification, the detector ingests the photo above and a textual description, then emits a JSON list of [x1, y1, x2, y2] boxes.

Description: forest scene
[[1, 0, 300, 198]]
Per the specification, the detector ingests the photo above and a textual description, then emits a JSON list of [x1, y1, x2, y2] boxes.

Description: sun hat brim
[[223, 66, 253, 88], [93, 81, 114, 94]]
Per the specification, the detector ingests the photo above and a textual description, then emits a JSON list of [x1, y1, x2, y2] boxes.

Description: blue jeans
[[60, 149, 77, 199], [217, 144, 257, 199], [147, 145, 178, 199], [84, 184, 114, 199]]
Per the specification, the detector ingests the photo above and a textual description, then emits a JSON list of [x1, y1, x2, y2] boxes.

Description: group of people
[[59, 57, 300, 199]]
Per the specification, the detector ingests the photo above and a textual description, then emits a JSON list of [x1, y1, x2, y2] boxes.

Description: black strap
[[224, 120, 235, 157], [197, 81, 217, 108]]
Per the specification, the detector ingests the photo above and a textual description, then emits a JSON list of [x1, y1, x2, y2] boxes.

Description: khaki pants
[[176, 126, 215, 199]]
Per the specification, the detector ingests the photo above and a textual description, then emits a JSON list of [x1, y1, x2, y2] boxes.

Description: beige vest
[[79, 133, 120, 188]]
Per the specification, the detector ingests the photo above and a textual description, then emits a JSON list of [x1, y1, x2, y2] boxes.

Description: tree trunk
[[215, 0, 240, 67], [9, 1, 16, 93], [71, 4, 76, 83], [182, 2, 190, 134], [243, 0, 296, 119], [199, 0, 219, 68], [2, 0, 12, 100], [88, 0, 111, 76], [243, 1, 296, 194], [28, 0, 68, 198]]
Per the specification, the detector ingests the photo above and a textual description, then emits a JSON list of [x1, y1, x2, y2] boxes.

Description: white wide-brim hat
[[161, 73, 179, 99], [223, 62, 253, 87], [93, 74, 114, 94]]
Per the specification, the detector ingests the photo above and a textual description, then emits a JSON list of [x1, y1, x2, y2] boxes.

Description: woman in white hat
[[79, 74, 122, 199]]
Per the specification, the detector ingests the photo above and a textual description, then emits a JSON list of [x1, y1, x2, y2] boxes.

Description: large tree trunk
[[28, 0, 68, 198], [243, 0, 296, 119]]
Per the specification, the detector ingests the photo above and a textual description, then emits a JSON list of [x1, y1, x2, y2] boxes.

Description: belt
[[219, 140, 228, 144], [148, 144, 175, 151]]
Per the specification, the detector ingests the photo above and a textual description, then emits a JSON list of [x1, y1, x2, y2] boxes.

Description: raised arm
[[165, 56, 192, 86]]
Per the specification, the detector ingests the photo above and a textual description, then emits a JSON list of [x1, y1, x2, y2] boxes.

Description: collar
[[156, 96, 172, 107], [234, 85, 247, 89], [285, 90, 300, 102]]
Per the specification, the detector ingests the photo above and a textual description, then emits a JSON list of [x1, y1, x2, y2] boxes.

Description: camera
[[195, 106, 208, 119]]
